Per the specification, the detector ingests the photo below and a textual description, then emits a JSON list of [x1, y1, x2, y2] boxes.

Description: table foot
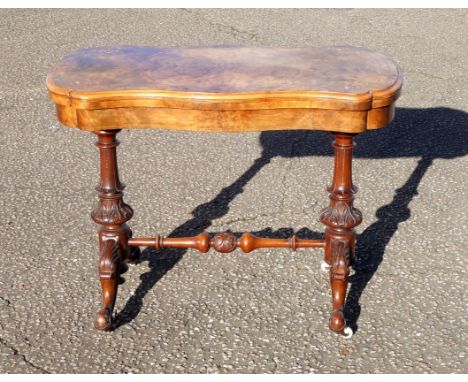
[[329, 308, 353, 338], [95, 308, 113, 331]]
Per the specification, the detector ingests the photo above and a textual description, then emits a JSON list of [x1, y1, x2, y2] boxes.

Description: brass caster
[[342, 326, 354, 338], [320, 260, 331, 272]]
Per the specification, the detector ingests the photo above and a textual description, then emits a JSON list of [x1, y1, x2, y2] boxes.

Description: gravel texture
[[0, 8, 467, 373]]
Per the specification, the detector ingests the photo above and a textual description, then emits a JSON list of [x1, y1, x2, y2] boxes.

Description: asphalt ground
[[0, 8, 467, 373]]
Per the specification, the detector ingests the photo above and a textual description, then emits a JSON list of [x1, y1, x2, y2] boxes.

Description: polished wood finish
[[47, 45, 402, 133], [46, 45, 403, 337], [319, 133, 362, 334], [90, 130, 133, 331], [128, 232, 325, 253]]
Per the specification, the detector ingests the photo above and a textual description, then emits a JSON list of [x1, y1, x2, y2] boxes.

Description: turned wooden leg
[[319, 133, 362, 337], [91, 130, 134, 331]]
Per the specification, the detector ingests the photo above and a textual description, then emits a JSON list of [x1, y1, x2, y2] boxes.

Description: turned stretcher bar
[[128, 232, 325, 253]]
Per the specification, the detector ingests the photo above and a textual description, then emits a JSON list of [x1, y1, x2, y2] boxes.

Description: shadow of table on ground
[[114, 107, 467, 333]]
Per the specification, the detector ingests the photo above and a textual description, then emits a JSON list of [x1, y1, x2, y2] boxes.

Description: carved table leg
[[91, 130, 134, 330], [319, 133, 362, 337]]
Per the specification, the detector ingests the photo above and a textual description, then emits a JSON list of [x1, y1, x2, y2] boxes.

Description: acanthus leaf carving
[[330, 239, 350, 281], [99, 239, 121, 278], [91, 197, 134, 225], [319, 201, 362, 229]]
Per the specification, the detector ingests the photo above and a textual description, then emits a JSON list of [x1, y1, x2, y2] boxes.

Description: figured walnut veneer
[[47, 45, 402, 133]]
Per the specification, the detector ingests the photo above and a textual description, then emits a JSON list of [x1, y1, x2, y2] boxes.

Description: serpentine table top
[[46, 45, 402, 133]]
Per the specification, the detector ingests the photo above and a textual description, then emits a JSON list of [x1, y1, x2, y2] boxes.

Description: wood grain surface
[[46, 45, 403, 132]]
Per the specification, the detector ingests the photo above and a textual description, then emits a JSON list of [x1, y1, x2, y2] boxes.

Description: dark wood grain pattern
[[46, 45, 402, 133]]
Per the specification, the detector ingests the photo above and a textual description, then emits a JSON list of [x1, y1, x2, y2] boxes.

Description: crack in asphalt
[[0, 337, 50, 373], [215, 210, 294, 227], [0, 296, 12, 307], [406, 69, 446, 80], [181, 8, 260, 42]]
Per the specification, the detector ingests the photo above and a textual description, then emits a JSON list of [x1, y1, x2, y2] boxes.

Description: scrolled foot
[[329, 309, 346, 333], [320, 260, 331, 272], [95, 308, 113, 331], [329, 309, 353, 338]]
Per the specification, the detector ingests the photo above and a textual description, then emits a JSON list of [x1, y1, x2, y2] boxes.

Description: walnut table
[[46, 45, 403, 337]]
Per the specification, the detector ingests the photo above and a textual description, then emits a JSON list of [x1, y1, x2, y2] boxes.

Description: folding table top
[[46, 45, 403, 133]]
